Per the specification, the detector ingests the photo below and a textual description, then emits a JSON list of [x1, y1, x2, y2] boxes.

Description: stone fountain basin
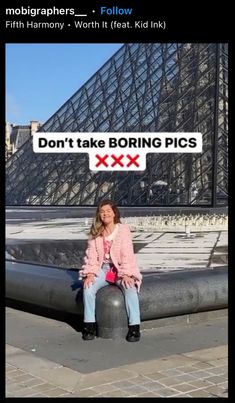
[[5, 240, 147, 268]]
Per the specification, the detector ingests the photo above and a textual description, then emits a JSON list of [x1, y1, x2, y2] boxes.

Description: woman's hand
[[83, 273, 96, 289], [121, 275, 135, 289]]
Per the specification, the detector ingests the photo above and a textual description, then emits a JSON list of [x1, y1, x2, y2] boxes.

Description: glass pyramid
[[6, 43, 228, 206]]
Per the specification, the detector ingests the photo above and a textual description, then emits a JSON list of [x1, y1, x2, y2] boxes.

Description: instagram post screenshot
[[3, 1, 230, 398]]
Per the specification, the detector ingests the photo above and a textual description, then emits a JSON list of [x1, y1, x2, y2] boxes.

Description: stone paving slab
[[6, 344, 228, 397], [138, 247, 212, 253], [183, 345, 228, 361]]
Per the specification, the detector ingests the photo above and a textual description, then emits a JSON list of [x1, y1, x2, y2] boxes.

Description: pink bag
[[105, 268, 118, 283]]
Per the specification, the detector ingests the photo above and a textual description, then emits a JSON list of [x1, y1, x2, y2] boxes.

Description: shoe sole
[[126, 336, 140, 342], [82, 335, 96, 340]]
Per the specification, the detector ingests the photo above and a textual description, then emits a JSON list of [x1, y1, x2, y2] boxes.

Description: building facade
[[6, 43, 228, 206], [5, 121, 41, 161], [5, 122, 13, 161]]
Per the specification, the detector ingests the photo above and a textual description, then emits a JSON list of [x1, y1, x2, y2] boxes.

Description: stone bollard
[[96, 285, 128, 339]]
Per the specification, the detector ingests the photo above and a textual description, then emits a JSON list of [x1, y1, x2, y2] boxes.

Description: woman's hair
[[89, 199, 121, 238]]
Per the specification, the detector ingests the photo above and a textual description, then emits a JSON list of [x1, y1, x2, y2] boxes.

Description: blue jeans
[[83, 263, 141, 325]]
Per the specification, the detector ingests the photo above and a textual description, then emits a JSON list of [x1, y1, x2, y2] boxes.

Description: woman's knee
[[122, 285, 138, 295]]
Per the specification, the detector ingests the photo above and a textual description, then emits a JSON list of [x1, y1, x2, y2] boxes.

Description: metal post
[[211, 44, 220, 207]]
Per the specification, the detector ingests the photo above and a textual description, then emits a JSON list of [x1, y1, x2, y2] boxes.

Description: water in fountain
[[125, 213, 227, 232]]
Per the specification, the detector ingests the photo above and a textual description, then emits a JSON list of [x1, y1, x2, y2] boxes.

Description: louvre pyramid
[[6, 43, 228, 206]]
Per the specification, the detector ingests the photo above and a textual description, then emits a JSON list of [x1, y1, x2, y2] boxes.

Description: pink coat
[[80, 223, 142, 290]]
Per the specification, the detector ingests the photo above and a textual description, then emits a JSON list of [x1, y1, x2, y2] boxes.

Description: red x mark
[[126, 154, 140, 167], [111, 154, 124, 167], [95, 154, 109, 167]]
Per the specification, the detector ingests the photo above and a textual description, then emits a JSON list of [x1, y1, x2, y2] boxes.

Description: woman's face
[[99, 204, 115, 225]]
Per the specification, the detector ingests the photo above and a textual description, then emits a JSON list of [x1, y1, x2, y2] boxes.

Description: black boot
[[82, 322, 97, 340], [126, 325, 140, 342]]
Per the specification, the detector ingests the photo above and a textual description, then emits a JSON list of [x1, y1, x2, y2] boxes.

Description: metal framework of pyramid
[[6, 43, 228, 206]]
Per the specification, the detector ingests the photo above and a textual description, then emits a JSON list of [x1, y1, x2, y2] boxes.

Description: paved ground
[[6, 208, 228, 397], [6, 344, 228, 398], [6, 308, 228, 398]]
